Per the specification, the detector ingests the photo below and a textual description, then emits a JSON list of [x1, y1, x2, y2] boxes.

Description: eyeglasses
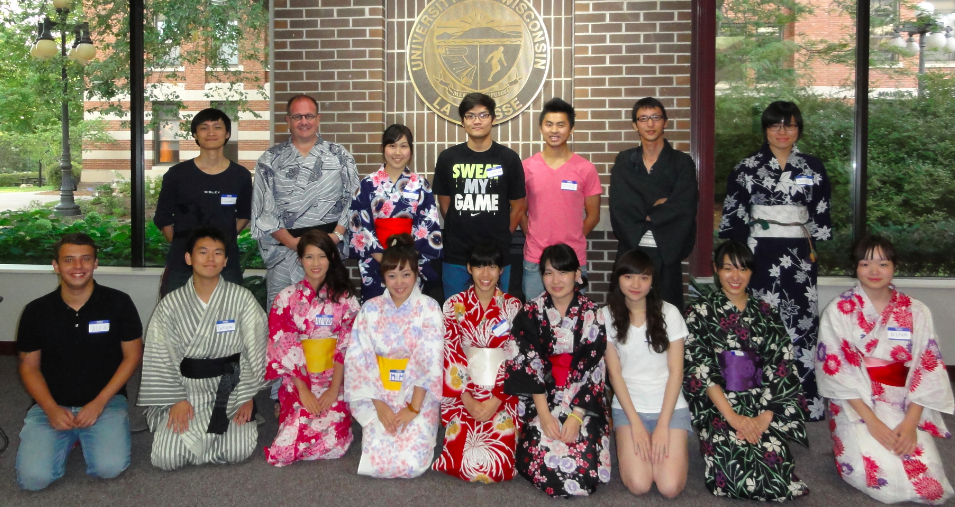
[[288, 114, 318, 122], [768, 123, 798, 132], [636, 115, 664, 123], [463, 112, 491, 121]]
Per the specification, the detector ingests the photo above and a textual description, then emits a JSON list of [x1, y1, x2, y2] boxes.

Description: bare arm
[[582, 194, 600, 236], [656, 338, 684, 428], [74, 338, 143, 427], [161, 225, 174, 243], [519, 209, 529, 234], [270, 229, 299, 249], [508, 197, 527, 233], [236, 219, 249, 233], [19, 351, 75, 430]]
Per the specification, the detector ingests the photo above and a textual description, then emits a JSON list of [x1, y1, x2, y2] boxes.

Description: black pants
[[617, 246, 684, 311]]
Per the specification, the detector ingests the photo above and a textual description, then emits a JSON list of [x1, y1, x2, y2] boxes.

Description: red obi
[[374, 218, 413, 247], [549, 354, 573, 388], [864, 356, 909, 388]]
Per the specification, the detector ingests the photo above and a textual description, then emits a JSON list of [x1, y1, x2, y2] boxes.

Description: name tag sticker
[[795, 175, 814, 186], [486, 165, 504, 178], [560, 180, 578, 191], [731, 350, 745, 356], [887, 327, 911, 340], [389, 370, 404, 382], [221, 194, 237, 205], [88, 320, 110, 334], [402, 190, 419, 200], [315, 314, 334, 327], [216, 320, 236, 333], [491, 319, 510, 336]]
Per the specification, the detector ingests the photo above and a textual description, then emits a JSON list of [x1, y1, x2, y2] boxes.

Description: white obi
[[463, 346, 506, 387], [749, 204, 808, 238]]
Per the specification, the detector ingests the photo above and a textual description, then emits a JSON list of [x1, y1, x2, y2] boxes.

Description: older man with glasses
[[609, 97, 699, 309], [251, 94, 360, 306]]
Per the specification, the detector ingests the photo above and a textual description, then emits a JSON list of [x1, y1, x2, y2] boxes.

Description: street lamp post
[[29, 0, 96, 216]]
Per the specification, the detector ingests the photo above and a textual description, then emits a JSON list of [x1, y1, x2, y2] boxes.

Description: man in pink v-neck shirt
[[519, 98, 602, 300]]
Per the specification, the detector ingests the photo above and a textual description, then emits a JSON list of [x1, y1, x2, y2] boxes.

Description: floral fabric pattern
[[343, 287, 445, 478], [503, 290, 611, 498], [433, 287, 523, 482], [817, 284, 954, 504], [348, 166, 442, 302], [264, 280, 360, 466], [683, 290, 810, 500], [719, 143, 832, 421]]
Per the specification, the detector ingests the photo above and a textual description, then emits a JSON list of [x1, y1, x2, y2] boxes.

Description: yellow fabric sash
[[302, 338, 337, 373], [377, 356, 410, 391]]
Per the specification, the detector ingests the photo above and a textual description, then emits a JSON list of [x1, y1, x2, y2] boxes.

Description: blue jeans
[[16, 395, 131, 491], [443, 263, 511, 299], [522, 260, 587, 300]]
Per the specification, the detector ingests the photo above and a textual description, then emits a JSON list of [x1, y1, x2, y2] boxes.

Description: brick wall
[[272, 0, 694, 305]]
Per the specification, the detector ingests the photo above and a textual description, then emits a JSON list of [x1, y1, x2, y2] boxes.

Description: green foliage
[[0, 172, 41, 187], [241, 275, 268, 311]]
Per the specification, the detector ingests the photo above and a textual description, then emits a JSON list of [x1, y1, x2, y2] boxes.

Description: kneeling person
[[139, 226, 268, 470], [16, 233, 143, 491]]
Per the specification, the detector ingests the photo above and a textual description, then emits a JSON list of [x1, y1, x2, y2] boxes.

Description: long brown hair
[[296, 229, 356, 302], [607, 250, 668, 353]]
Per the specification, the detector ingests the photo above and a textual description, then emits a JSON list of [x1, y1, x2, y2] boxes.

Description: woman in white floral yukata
[[504, 243, 611, 497], [719, 101, 832, 421], [264, 229, 360, 466], [343, 233, 444, 478], [817, 235, 953, 504], [348, 124, 442, 302]]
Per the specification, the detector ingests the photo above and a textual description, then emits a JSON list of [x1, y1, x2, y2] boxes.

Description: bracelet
[[567, 412, 584, 425], [406, 402, 420, 414]]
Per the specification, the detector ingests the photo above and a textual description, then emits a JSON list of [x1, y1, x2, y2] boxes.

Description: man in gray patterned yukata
[[251, 94, 360, 305]]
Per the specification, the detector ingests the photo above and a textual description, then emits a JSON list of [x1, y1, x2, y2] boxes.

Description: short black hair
[[538, 97, 575, 128], [539, 243, 586, 289], [761, 101, 803, 142], [190, 108, 232, 146], [285, 94, 319, 115], [53, 233, 98, 261], [458, 93, 496, 121], [382, 124, 414, 157], [851, 234, 897, 266], [467, 241, 505, 269], [632, 97, 668, 123], [186, 226, 228, 254], [712, 240, 756, 285]]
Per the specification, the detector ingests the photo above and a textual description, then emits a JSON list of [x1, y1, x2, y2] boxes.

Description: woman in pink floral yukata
[[264, 229, 360, 466], [817, 235, 954, 504]]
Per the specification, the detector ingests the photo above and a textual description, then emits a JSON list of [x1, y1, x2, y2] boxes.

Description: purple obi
[[718, 349, 763, 392]]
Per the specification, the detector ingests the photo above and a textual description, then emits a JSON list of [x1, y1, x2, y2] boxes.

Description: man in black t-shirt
[[153, 108, 253, 296], [15, 233, 143, 491], [432, 93, 527, 297]]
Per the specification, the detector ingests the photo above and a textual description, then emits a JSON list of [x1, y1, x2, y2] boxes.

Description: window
[[153, 103, 180, 165], [155, 16, 181, 68], [211, 101, 239, 162], [215, 21, 240, 67]]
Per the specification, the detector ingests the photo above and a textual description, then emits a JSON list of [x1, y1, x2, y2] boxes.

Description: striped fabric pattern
[[138, 277, 268, 470]]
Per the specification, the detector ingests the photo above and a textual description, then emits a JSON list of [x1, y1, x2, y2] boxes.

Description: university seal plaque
[[407, 0, 550, 124]]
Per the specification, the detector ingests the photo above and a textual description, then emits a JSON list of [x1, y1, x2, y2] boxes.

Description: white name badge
[[486, 165, 503, 178], [389, 369, 404, 382], [491, 319, 510, 336], [560, 180, 578, 191], [730, 350, 746, 356], [216, 320, 236, 333], [88, 320, 110, 334], [402, 190, 419, 200], [315, 314, 334, 327], [221, 194, 237, 205], [795, 175, 814, 186], [887, 327, 911, 340]]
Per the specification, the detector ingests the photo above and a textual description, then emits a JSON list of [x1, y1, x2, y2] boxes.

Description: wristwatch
[[333, 231, 345, 242]]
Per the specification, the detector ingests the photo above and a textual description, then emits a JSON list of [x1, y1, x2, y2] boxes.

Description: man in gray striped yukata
[[251, 94, 361, 305], [138, 227, 268, 470]]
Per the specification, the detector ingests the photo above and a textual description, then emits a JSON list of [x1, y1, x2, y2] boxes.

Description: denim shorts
[[611, 407, 693, 434]]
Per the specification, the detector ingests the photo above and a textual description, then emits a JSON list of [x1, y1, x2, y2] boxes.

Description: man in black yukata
[[609, 97, 698, 309]]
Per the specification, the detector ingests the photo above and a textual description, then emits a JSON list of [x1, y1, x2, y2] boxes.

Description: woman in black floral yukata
[[504, 243, 610, 498], [683, 240, 810, 501]]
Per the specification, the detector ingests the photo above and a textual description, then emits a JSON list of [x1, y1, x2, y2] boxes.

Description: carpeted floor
[[0, 355, 952, 506]]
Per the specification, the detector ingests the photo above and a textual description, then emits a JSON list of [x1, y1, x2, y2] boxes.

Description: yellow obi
[[377, 356, 410, 391], [301, 338, 337, 373]]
